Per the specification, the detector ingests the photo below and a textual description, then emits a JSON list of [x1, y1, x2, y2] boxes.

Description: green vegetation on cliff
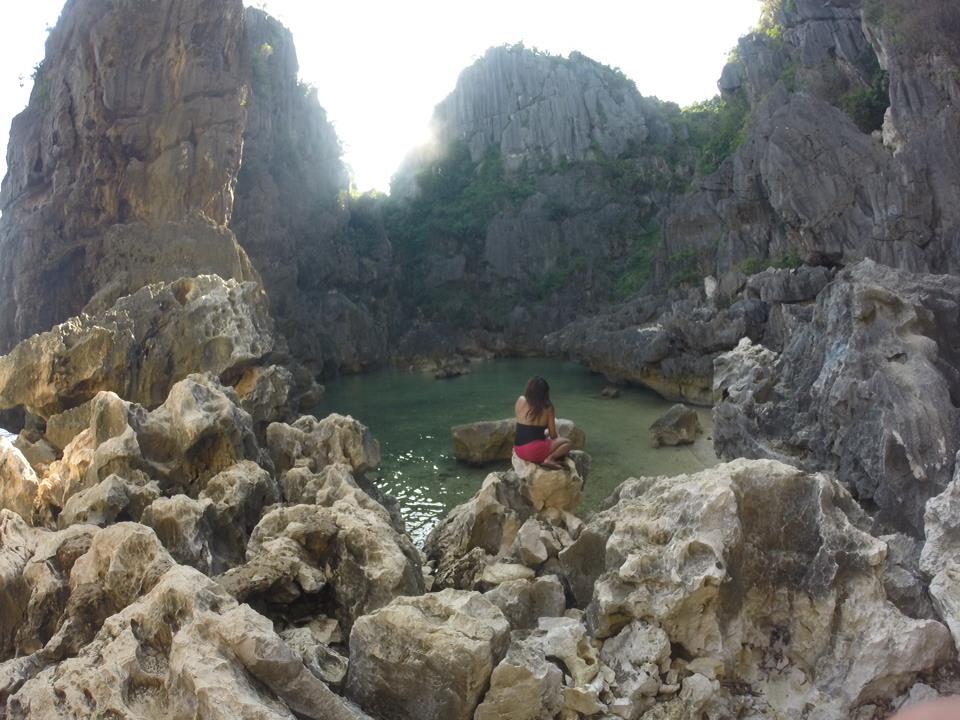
[[385, 141, 534, 262]]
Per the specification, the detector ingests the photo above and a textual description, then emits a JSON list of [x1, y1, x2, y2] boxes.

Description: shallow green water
[[314, 358, 717, 544]]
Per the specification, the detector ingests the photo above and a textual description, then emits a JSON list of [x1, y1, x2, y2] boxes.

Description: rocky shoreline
[[1, 0, 960, 717]]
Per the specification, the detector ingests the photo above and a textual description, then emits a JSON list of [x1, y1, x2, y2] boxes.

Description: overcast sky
[[0, 0, 763, 194]]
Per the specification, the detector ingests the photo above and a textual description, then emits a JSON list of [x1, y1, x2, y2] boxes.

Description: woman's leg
[[543, 438, 572, 468]]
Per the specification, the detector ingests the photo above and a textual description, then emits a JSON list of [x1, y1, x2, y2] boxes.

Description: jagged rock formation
[[0, 0, 256, 353], [232, 10, 392, 375], [545, 286, 771, 404], [713, 260, 960, 537], [0, 366, 420, 718], [557, 459, 954, 718], [656, 0, 960, 295], [0, 275, 276, 419], [431, 45, 652, 170], [423, 458, 586, 592]]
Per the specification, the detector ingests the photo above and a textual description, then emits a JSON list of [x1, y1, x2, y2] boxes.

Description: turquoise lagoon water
[[313, 358, 717, 544]]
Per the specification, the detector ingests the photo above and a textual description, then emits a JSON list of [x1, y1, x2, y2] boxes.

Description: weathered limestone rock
[[0, 275, 276, 418], [141, 495, 215, 574], [234, 364, 296, 433], [279, 627, 349, 690], [425, 459, 585, 593], [451, 418, 585, 465], [0, 439, 39, 524], [198, 460, 281, 570], [5, 565, 370, 720], [600, 620, 672, 712], [219, 467, 423, 631], [881, 533, 935, 620], [546, 296, 768, 406], [744, 266, 833, 304], [267, 414, 380, 477], [525, 461, 583, 514], [35, 376, 268, 529], [58, 474, 161, 529], [921, 457, 960, 650], [482, 575, 567, 631], [475, 616, 600, 720], [0, 0, 254, 352], [648, 404, 701, 447], [430, 45, 651, 171], [559, 459, 954, 717], [474, 634, 564, 720], [11, 432, 57, 477], [713, 261, 960, 536], [136, 373, 268, 496], [422, 471, 533, 589], [345, 590, 510, 720]]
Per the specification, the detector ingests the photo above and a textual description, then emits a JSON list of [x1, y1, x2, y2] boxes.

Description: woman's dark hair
[[524, 376, 552, 420]]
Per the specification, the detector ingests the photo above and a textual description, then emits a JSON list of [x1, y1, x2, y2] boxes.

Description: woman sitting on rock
[[513, 376, 571, 470]]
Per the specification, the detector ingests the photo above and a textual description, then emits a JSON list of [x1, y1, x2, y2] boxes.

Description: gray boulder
[[452, 417, 586, 465], [649, 404, 702, 447], [345, 590, 510, 720]]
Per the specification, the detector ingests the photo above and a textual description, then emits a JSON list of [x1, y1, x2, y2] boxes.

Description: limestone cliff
[[432, 45, 653, 170], [386, 45, 690, 358], [656, 0, 960, 295], [233, 9, 392, 376], [0, 0, 257, 353]]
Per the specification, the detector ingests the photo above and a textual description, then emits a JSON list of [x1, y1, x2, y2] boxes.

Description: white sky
[[0, 1, 763, 194]]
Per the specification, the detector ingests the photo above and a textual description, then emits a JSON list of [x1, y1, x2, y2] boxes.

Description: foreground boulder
[[5, 564, 370, 720], [217, 464, 423, 632], [0, 275, 276, 419], [474, 616, 601, 719], [345, 590, 510, 720], [714, 260, 960, 536], [267, 414, 380, 477], [452, 418, 586, 465], [559, 459, 954, 717]]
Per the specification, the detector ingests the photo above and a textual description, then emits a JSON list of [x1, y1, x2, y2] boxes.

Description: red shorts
[[514, 439, 553, 464]]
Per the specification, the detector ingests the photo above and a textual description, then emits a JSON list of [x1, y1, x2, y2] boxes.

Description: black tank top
[[515, 422, 548, 445]]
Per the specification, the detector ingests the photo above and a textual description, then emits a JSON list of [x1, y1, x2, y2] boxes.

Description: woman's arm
[[547, 407, 558, 439]]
